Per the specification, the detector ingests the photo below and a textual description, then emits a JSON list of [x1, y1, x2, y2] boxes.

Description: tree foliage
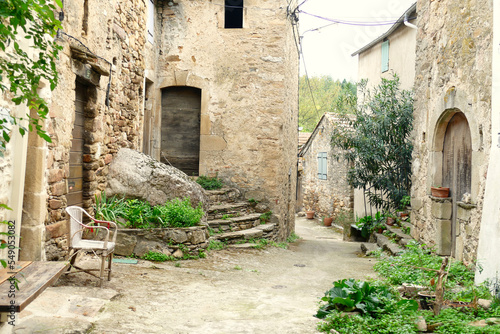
[[299, 75, 356, 132], [0, 0, 63, 154], [331, 75, 413, 212]]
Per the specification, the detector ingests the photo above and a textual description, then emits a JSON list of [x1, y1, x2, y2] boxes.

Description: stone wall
[[28, 0, 148, 260], [411, 0, 493, 262], [300, 114, 353, 221], [145, 0, 299, 241]]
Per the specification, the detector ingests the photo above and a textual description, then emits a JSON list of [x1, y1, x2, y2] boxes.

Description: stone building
[[411, 0, 500, 284], [350, 3, 417, 219], [0, 0, 299, 261], [298, 113, 353, 221]]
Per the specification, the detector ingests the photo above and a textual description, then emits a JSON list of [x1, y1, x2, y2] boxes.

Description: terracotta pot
[[386, 217, 395, 225], [323, 217, 333, 226], [431, 187, 450, 198], [306, 211, 315, 219]]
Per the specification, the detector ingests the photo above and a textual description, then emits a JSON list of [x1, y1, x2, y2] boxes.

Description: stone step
[[386, 225, 410, 241], [205, 187, 241, 204], [211, 223, 277, 244], [375, 233, 405, 256], [207, 202, 253, 219], [208, 213, 262, 233], [360, 243, 380, 256]]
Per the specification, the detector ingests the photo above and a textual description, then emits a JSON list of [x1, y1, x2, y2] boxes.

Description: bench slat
[[0, 261, 68, 312]]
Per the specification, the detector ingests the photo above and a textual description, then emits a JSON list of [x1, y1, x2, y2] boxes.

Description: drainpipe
[[404, 13, 417, 30]]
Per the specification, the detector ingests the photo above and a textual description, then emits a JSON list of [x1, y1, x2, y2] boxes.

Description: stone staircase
[[361, 221, 413, 256], [204, 188, 278, 245]]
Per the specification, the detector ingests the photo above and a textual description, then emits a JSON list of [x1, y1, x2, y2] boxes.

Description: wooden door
[[67, 82, 85, 207], [442, 113, 472, 255], [161, 87, 201, 176]]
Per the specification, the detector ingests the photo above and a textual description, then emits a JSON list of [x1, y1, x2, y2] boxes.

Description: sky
[[298, 0, 416, 82]]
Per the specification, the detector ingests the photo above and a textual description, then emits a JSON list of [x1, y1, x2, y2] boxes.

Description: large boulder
[[105, 148, 208, 210]]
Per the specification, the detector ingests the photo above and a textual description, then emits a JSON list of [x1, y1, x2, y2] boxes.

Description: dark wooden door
[[442, 112, 472, 255], [161, 87, 201, 176], [67, 82, 85, 207]]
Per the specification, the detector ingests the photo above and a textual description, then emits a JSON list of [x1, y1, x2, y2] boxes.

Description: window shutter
[[381, 40, 389, 72], [317, 152, 327, 180], [147, 0, 155, 44]]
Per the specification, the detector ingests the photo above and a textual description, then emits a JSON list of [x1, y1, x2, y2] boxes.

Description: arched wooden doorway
[[161, 86, 201, 176], [442, 112, 472, 255]]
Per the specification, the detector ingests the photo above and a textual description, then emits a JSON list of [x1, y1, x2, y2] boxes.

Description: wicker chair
[[65, 206, 118, 287]]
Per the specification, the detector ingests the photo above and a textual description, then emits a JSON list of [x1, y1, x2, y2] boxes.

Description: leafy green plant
[[286, 232, 301, 243], [94, 196, 204, 228], [196, 175, 223, 190], [259, 211, 272, 223], [142, 251, 170, 262], [0, 0, 64, 155], [316, 279, 401, 319], [248, 198, 258, 205], [221, 214, 233, 220], [206, 240, 226, 251]]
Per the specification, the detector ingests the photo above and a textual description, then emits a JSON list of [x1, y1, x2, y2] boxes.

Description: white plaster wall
[[475, 1, 500, 285]]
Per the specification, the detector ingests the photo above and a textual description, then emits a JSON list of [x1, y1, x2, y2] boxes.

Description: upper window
[[225, 0, 243, 29], [147, 0, 155, 43], [317, 152, 327, 180], [381, 39, 389, 73]]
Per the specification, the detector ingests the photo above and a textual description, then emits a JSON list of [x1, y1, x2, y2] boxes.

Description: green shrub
[[142, 251, 171, 262], [196, 175, 223, 190], [316, 279, 403, 319], [162, 197, 204, 228], [94, 195, 204, 228]]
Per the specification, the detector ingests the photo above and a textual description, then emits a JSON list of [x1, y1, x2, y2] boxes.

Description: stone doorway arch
[[442, 112, 472, 255]]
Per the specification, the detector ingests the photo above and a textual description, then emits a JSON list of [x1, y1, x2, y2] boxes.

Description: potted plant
[[431, 186, 450, 198], [323, 216, 333, 226]]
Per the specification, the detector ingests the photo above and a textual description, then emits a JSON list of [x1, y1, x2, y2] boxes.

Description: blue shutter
[[381, 40, 389, 73]]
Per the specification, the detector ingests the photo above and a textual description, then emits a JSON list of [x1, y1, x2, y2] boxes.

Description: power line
[[300, 11, 416, 27]]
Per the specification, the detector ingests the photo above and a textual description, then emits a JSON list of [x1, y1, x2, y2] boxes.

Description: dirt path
[[16, 216, 377, 333]]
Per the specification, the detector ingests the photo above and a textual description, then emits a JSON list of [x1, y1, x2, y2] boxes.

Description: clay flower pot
[[323, 217, 333, 226], [431, 187, 450, 198], [306, 211, 315, 219]]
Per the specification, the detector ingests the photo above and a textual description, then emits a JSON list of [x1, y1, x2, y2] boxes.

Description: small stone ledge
[[114, 225, 209, 257], [457, 201, 476, 210], [429, 195, 452, 203]]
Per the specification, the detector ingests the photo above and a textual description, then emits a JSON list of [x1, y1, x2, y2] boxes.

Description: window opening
[[225, 0, 243, 29], [381, 39, 389, 73]]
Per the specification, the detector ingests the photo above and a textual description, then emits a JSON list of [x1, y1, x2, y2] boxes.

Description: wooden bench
[[0, 261, 68, 323]]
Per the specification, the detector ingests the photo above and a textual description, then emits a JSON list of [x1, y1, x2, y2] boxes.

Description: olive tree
[[331, 75, 413, 212]]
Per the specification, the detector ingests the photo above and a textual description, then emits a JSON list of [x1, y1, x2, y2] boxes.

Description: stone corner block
[[435, 219, 452, 256], [431, 201, 452, 220]]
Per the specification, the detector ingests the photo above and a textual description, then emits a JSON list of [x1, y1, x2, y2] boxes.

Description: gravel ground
[[15, 216, 377, 334]]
